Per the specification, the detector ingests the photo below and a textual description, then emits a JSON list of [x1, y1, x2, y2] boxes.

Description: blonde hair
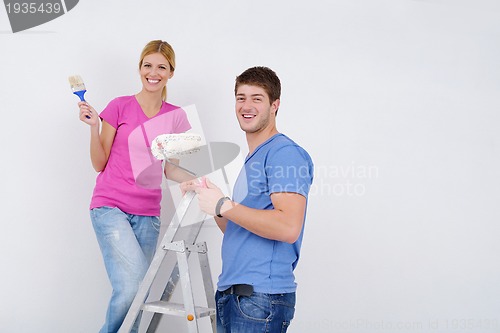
[[138, 40, 176, 101]]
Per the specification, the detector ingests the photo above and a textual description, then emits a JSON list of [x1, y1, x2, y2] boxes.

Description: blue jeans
[[215, 290, 296, 333], [90, 206, 161, 333]]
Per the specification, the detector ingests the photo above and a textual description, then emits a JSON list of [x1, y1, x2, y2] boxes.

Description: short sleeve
[[99, 98, 120, 129], [266, 145, 314, 197], [173, 108, 191, 133]]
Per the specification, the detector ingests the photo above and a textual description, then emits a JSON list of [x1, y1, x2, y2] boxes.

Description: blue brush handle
[[74, 90, 91, 119], [74, 90, 86, 101]]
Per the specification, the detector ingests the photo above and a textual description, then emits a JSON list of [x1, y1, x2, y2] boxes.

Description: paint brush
[[68, 75, 90, 118]]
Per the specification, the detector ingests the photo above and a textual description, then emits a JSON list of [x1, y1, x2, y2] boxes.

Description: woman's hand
[[179, 177, 206, 196], [78, 101, 99, 127]]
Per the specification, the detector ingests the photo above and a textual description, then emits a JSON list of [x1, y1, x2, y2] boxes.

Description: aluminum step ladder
[[118, 191, 216, 333]]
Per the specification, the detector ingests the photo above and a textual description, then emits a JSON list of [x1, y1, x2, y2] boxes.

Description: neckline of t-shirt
[[132, 95, 169, 119], [245, 133, 285, 162]]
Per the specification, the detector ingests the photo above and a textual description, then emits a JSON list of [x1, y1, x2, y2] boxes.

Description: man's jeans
[[91, 206, 160, 333], [215, 290, 296, 333]]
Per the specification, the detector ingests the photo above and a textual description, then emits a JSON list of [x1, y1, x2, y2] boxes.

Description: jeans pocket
[[150, 216, 161, 233], [272, 293, 296, 323], [90, 206, 119, 220], [236, 294, 271, 322]]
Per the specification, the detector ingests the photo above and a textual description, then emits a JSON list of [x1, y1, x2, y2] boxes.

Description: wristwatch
[[215, 196, 231, 218]]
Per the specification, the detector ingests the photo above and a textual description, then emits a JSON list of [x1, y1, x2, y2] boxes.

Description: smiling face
[[235, 84, 280, 134], [139, 52, 173, 96]]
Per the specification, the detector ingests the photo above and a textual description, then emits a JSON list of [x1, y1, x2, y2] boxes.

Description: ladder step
[[142, 301, 216, 318]]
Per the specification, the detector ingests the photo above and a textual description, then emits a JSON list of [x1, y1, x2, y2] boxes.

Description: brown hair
[[139, 40, 176, 101], [235, 66, 281, 107]]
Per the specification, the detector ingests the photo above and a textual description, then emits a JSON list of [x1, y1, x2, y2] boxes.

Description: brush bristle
[[68, 75, 86, 92]]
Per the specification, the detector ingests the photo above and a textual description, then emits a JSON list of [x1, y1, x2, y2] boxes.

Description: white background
[[1, 0, 499, 332]]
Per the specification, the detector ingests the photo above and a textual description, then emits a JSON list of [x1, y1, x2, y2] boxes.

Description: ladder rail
[[176, 242, 200, 333], [118, 191, 216, 333], [146, 220, 204, 332], [118, 192, 196, 333], [198, 244, 217, 332]]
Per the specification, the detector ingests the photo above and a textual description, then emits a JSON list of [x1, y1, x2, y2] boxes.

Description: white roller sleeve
[[151, 133, 203, 160]]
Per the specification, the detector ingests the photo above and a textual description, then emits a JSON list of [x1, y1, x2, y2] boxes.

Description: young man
[[184, 66, 313, 332]]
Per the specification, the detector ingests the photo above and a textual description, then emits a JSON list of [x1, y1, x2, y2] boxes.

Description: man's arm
[[195, 179, 306, 244], [220, 192, 306, 244], [214, 216, 229, 233], [179, 178, 229, 233]]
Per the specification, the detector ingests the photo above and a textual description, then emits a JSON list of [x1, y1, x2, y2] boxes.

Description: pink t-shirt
[[90, 95, 191, 216]]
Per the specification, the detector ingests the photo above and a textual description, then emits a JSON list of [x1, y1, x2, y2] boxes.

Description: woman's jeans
[[215, 290, 296, 333], [91, 207, 160, 333]]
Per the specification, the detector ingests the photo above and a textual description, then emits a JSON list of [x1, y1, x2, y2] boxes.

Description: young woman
[[79, 40, 194, 333]]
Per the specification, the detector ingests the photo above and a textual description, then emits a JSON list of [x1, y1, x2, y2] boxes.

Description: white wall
[[1, 0, 499, 332]]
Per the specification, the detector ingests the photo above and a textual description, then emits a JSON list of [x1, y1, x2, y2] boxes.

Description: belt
[[221, 284, 253, 297]]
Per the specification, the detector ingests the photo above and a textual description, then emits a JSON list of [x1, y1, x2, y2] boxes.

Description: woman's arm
[[79, 101, 116, 172], [164, 158, 197, 183]]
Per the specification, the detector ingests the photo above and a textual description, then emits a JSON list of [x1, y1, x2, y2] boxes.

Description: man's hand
[[195, 178, 225, 216]]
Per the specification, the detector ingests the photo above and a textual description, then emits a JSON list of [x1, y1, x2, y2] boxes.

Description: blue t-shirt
[[218, 133, 314, 294]]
